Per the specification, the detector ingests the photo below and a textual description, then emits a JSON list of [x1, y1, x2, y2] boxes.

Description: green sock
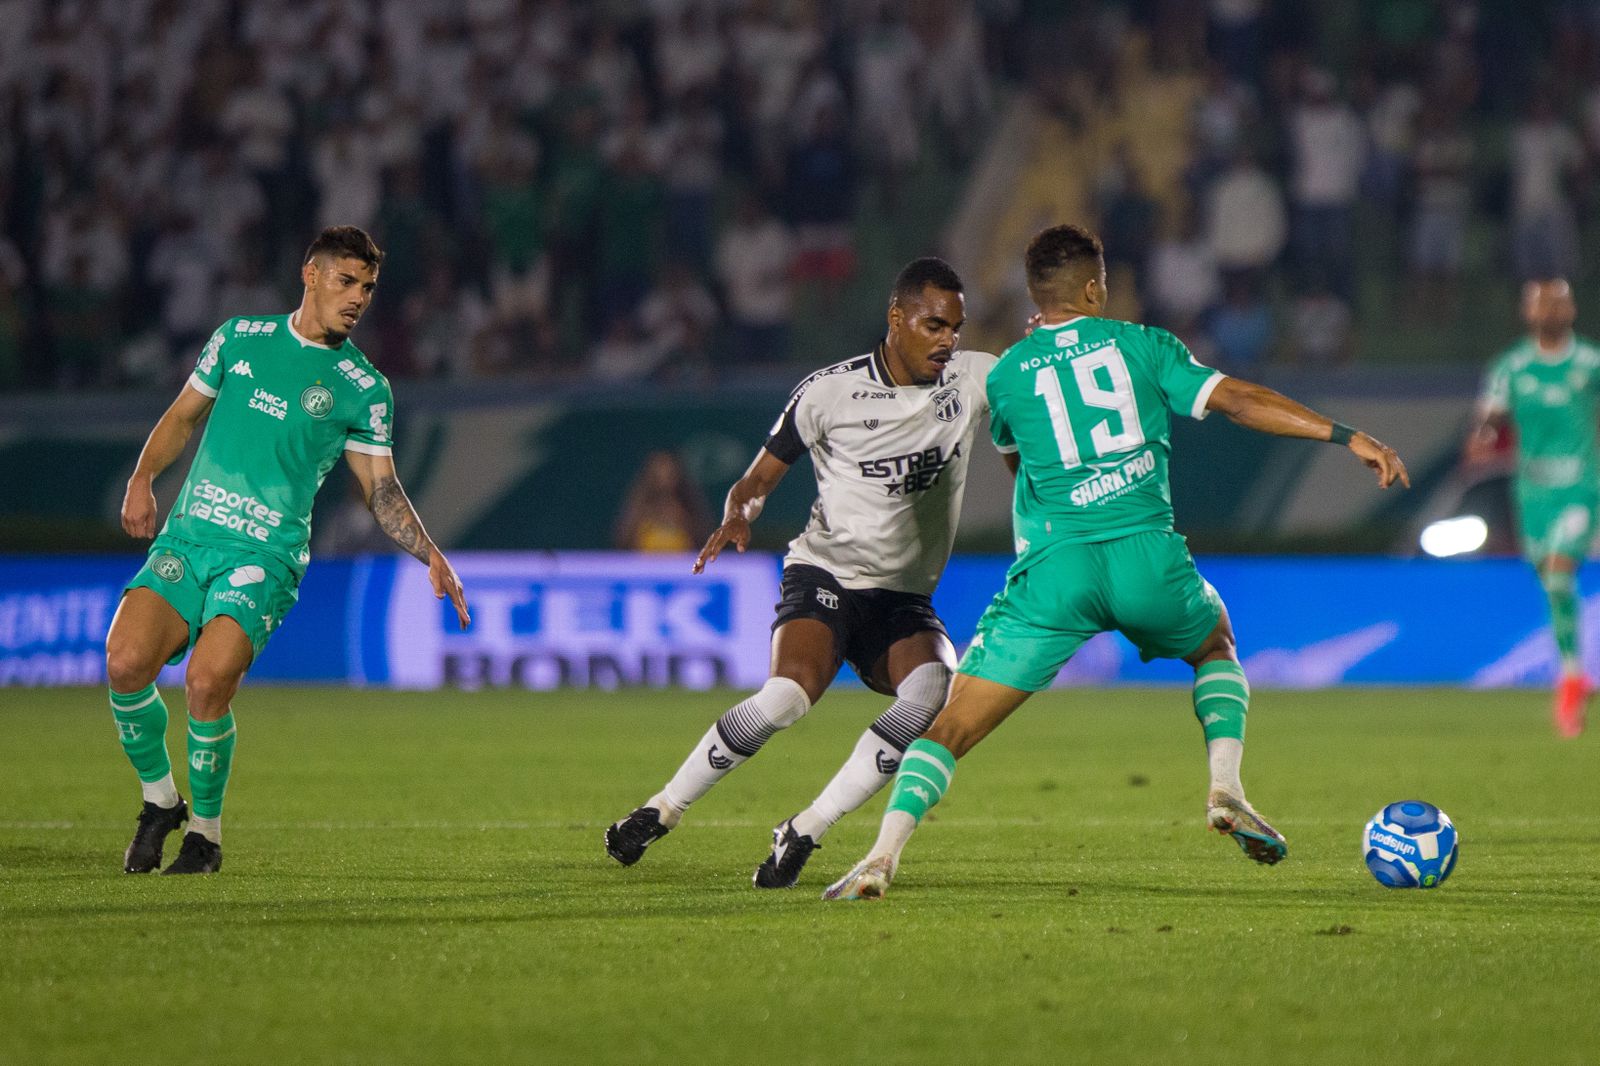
[[885, 739, 957, 824], [110, 685, 171, 783], [1542, 569, 1581, 674], [187, 713, 237, 820], [1193, 660, 1249, 743]]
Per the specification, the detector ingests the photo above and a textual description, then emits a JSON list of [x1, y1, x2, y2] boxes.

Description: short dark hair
[[304, 226, 385, 270], [892, 256, 964, 303], [1024, 224, 1103, 293]]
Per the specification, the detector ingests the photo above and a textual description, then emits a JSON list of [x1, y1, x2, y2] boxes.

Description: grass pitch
[[2, 686, 1598, 1066]]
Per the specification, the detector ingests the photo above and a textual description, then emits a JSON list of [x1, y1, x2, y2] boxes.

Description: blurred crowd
[[2, 1, 1599, 392], [1071, 0, 1600, 371], [0, 0, 997, 390]]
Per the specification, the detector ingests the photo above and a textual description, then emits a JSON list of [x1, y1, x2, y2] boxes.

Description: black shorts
[[772, 564, 949, 692]]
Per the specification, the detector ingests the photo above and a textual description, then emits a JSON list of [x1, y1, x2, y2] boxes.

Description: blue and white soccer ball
[[1362, 801, 1459, 889]]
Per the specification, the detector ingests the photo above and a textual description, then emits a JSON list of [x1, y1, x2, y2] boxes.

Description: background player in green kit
[[824, 224, 1410, 900], [1467, 279, 1598, 737], [106, 226, 471, 875]]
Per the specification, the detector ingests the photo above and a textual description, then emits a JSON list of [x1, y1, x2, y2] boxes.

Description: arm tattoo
[[369, 475, 432, 565]]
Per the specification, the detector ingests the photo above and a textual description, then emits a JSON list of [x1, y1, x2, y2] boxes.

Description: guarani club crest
[[300, 384, 335, 418], [931, 387, 962, 423], [152, 554, 185, 582]]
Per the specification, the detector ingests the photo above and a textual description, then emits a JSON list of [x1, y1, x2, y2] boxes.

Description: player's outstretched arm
[[346, 450, 471, 629], [121, 383, 215, 539], [1205, 377, 1411, 489], [693, 449, 791, 574]]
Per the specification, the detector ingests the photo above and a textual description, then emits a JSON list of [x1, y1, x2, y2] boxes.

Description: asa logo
[[152, 554, 185, 582], [229, 565, 266, 588], [301, 385, 335, 418], [931, 387, 962, 423], [234, 319, 279, 335]]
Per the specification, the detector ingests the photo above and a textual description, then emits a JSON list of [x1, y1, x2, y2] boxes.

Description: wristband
[[1329, 422, 1356, 446]]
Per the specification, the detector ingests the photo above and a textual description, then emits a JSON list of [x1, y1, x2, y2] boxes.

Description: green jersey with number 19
[[987, 316, 1223, 550], [162, 314, 395, 582]]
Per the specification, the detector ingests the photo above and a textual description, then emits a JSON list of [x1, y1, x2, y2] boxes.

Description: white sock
[[866, 810, 918, 867], [791, 662, 950, 841], [1207, 737, 1244, 798], [141, 772, 180, 809], [792, 731, 889, 840], [189, 815, 221, 844], [658, 678, 811, 817]]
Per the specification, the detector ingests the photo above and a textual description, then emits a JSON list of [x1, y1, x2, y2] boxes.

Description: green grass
[[2, 687, 1598, 1065]]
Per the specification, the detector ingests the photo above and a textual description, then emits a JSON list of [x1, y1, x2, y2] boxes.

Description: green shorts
[[958, 530, 1223, 692], [124, 534, 299, 665], [1516, 486, 1598, 564]]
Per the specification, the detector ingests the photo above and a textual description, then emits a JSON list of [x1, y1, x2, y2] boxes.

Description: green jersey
[[1478, 335, 1600, 492], [987, 316, 1223, 549], [163, 314, 395, 581]]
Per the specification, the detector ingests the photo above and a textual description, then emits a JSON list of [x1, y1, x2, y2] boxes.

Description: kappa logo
[[151, 554, 185, 582], [301, 385, 335, 418], [931, 387, 962, 423], [707, 744, 733, 770], [228, 361, 254, 378], [863, 419, 880, 431], [816, 588, 839, 610], [908, 784, 931, 803], [875, 749, 900, 774]]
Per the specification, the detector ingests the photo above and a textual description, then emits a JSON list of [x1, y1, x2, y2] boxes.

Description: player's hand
[[693, 518, 751, 574], [1462, 424, 1500, 466], [121, 478, 159, 539], [428, 547, 471, 629], [1350, 432, 1410, 489]]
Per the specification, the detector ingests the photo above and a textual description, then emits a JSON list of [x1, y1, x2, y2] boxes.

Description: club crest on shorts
[[931, 387, 962, 423], [152, 554, 185, 582], [816, 588, 839, 609], [300, 385, 335, 418], [863, 418, 879, 431]]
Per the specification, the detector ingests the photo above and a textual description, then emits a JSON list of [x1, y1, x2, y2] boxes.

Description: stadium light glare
[[1419, 515, 1488, 558]]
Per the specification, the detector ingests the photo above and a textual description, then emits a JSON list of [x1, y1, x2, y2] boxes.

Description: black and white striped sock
[[657, 678, 811, 815]]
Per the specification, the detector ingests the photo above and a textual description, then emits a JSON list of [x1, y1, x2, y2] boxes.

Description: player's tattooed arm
[[369, 475, 432, 565], [346, 450, 471, 628]]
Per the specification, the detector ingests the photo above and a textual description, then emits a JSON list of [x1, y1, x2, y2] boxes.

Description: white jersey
[[764, 347, 998, 593]]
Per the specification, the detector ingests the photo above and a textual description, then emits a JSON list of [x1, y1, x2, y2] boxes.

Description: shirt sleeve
[[187, 321, 232, 397], [1477, 356, 1510, 416], [1149, 327, 1225, 420], [344, 376, 395, 454], [763, 375, 819, 464]]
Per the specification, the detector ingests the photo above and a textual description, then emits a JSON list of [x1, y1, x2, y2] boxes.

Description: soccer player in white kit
[[604, 258, 1002, 887]]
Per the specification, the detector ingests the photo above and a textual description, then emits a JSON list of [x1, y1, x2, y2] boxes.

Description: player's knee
[[896, 661, 952, 713], [755, 676, 811, 729], [184, 668, 240, 718], [105, 643, 160, 693]]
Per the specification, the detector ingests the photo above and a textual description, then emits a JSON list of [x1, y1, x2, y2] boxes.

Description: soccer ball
[[1362, 801, 1459, 889]]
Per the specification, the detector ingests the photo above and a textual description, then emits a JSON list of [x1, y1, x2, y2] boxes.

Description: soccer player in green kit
[[824, 224, 1410, 900], [1467, 279, 1598, 737], [106, 226, 471, 874]]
